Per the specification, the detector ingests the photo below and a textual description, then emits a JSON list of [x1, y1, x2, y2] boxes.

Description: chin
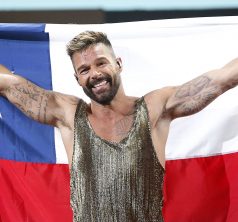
[[83, 85, 118, 105], [94, 95, 114, 105]]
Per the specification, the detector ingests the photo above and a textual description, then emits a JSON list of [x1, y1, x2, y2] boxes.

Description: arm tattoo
[[36, 93, 50, 123], [6, 80, 50, 123], [174, 76, 221, 115], [175, 76, 211, 98]]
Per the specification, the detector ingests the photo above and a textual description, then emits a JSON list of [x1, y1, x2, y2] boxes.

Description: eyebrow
[[76, 57, 109, 73], [95, 57, 112, 65]]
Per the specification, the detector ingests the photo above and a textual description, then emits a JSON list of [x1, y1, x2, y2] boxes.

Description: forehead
[[72, 43, 115, 65]]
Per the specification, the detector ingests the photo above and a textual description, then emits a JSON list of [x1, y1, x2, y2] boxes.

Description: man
[[0, 31, 238, 222]]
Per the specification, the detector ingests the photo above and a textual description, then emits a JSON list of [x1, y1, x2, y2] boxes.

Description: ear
[[116, 58, 122, 71]]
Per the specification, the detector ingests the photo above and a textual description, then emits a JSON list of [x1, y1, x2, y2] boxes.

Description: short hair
[[66, 31, 112, 58]]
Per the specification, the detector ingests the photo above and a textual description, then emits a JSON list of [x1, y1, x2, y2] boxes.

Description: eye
[[80, 68, 89, 75], [97, 61, 106, 67]]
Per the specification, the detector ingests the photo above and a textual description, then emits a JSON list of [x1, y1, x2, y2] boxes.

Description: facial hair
[[82, 73, 120, 105]]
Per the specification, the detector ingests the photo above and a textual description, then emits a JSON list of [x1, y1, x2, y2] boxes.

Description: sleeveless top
[[70, 97, 164, 222]]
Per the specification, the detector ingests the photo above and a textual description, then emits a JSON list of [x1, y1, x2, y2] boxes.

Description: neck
[[90, 93, 138, 119]]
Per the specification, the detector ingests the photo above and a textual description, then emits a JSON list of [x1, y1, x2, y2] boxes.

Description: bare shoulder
[[144, 86, 177, 125], [54, 91, 80, 107]]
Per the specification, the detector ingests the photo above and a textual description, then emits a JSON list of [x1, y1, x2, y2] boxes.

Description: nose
[[91, 68, 102, 79]]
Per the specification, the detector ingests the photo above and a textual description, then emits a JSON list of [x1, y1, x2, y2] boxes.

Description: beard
[[82, 73, 120, 105]]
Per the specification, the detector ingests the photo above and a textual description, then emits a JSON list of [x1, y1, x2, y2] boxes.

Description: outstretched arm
[[166, 58, 238, 119], [0, 64, 79, 127]]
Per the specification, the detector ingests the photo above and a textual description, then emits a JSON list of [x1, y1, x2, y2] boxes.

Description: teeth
[[94, 80, 107, 88]]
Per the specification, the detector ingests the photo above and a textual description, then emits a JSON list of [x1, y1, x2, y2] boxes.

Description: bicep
[[3, 75, 61, 125], [166, 73, 223, 119]]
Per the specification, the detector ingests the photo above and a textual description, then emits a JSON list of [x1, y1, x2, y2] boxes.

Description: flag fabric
[[0, 17, 238, 222], [0, 24, 72, 222]]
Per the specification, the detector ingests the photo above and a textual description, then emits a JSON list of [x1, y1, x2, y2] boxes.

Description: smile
[[91, 80, 110, 94], [93, 80, 108, 88]]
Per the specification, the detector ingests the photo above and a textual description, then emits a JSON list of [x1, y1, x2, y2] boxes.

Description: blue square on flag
[[0, 24, 55, 163]]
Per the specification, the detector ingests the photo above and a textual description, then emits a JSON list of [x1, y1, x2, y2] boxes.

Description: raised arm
[[166, 58, 238, 119], [0, 64, 79, 127]]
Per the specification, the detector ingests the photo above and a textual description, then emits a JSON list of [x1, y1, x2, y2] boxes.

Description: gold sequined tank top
[[70, 97, 164, 222]]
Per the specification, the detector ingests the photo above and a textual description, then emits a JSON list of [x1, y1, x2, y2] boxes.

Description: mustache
[[86, 74, 112, 89]]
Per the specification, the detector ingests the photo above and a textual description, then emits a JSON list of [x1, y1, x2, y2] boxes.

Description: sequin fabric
[[70, 97, 164, 222]]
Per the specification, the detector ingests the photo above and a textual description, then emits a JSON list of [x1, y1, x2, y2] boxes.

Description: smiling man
[[1, 31, 238, 222], [73, 41, 121, 105]]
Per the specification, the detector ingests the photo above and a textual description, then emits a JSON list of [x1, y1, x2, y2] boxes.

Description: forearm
[[0, 65, 15, 94], [166, 58, 238, 119], [0, 74, 18, 96], [0, 64, 12, 75], [219, 57, 238, 90], [0, 68, 54, 124]]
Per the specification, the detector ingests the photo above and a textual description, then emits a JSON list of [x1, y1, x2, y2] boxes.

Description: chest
[[88, 114, 134, 143]]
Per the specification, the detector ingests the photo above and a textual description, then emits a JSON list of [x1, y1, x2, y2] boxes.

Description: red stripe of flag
[[0, 159, 72, 222], [163, 152, 238, 222]]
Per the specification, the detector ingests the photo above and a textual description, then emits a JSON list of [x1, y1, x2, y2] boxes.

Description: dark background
[[0, 8, 237, 24]]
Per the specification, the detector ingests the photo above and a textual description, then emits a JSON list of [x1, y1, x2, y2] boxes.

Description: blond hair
[[66, 31, 112, 58]]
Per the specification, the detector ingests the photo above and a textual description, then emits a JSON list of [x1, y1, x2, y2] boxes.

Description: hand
[[0, 64, 13, 75]]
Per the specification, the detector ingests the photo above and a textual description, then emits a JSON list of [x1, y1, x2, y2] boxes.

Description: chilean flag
[[0, 17, 238, 222]]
